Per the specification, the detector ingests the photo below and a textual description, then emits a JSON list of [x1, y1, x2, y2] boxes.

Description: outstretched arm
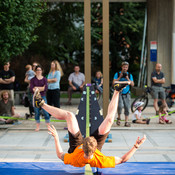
[[48, 125, 65, 161], [115, 135, 146, 165]]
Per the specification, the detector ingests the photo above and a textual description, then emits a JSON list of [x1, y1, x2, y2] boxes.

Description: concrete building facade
[[147, 0, 175, 86]]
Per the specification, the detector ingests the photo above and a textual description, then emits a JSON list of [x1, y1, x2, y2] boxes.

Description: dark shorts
[[132, 120, 136, 123], [68, 129, 109, 153], [151, 86, 166, 100]]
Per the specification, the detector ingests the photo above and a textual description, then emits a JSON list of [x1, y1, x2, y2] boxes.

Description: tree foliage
[[0, 0, 45, 63], [27, 3, 84, 65], [7, 2, 145, 89], [91, 2, 145, 82]]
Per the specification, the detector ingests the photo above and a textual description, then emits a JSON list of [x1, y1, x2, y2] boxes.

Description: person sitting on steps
[[132, 102, 151, 125], [0, 90, 20, 125], [66, 65, 85, 105]]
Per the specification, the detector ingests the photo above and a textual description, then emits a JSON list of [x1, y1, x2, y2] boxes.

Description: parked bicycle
[[131, 85, 175, 112]]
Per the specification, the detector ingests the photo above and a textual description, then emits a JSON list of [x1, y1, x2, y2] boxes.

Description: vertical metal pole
[[86, 86, 90, 137], [85, 85, 93, 175], [84, 0, 91, 84], [103, 0, 109, 117], [84, 1, 93, 174], [141, 46, 147, 86], [138, 7, 147, 87], [172, 0, 175, 85]]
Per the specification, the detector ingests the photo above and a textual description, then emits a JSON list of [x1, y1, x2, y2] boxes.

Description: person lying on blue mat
[[33, 82, 146, 168]]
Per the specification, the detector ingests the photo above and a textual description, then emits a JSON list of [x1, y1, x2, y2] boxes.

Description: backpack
[[23, 93, 30, 107]]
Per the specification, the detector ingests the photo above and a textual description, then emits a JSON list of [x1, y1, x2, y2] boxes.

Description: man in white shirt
[[66, 65, 85, 105]]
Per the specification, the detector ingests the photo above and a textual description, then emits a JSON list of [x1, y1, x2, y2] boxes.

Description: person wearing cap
[[113, 61, 134, 127], [132, 102, 150, 124]]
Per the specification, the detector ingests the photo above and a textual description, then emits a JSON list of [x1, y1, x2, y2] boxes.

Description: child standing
[[159, 104, 172, 124], [132, 102, 150, 124]]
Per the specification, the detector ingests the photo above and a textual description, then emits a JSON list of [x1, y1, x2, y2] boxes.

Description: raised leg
[[98, 90, 119, 135], [42, 104, 79, 135]]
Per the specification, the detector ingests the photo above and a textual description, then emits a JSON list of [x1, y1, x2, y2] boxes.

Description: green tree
[[27, 2, 84, 65], [0, 0, 45, 63], [91, 2, 145, 83]]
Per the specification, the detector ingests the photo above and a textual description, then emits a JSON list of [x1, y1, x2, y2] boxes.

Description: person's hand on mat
[[134, 135, 146, 149], [48, 125, 58, 138]]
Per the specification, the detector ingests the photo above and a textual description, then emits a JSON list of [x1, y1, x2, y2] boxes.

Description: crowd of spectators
[[0, 60, 172, 129]]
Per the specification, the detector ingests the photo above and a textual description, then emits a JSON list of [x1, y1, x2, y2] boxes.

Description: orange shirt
[[64, 144, 115, 168]]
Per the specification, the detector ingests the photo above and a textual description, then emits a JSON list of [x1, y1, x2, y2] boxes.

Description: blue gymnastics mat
[[0, 162, 175, 175]]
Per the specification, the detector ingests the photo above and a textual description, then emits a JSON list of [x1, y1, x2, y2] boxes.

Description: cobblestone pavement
[[0, 98, 175, 162]]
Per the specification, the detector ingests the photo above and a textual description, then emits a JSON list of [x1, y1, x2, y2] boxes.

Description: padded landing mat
[[99, 162, 175, 175], [0, 162, 175, 175]]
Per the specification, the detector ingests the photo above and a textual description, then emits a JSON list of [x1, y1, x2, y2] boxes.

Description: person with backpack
[[113, 61, 134, 127]]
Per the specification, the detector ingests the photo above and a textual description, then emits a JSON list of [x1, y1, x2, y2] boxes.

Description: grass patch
[[60, 93, 81, 98], [60, 92, 137, 99]]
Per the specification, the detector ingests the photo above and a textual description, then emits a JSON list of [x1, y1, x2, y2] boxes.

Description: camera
[[122, 72, 127, 78]]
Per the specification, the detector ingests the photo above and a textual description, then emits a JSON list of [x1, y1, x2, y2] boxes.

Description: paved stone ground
[[0, 98, 175, 162]]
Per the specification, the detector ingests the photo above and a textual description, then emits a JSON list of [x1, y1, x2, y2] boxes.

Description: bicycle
[[131, 85, 175, 112]]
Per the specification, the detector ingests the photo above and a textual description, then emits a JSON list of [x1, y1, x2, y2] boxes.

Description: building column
[[103, 0, 109, 117], [147, 0, 173, 86], [84, 0, 91, 84]]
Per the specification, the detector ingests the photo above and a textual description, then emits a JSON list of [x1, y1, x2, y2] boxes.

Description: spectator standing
[[0, 90, 20, 125], [30, 65, 50, 131], [47, 60, 64, 108], [66, 65, 85, 105], [24, 64, 35, 119], [151, 63, 169, 115], [113, 61, 134, 127], [0, 62, 15, 101]]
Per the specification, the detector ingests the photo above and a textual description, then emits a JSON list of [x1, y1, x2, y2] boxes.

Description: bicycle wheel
[[166, 96, 174, 108], [131, 95, 149, 112]]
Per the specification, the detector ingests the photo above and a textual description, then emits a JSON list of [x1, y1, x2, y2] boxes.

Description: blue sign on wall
[[150, 41, 157, 62], [150, 49, 157, 62]]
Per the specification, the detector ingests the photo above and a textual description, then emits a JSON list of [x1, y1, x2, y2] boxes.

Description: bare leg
[[67, 87, 73, 103], [0, 118, 6, 122], [46, 123, 50, 129], [99, 90, 119, 135], [42, 104, 79, 135], [162, 99, 169, 110], [125, 115, 129, 122], [135, 119, 147, 124], [153, 99, 159, 112], [5, 119, 14, 124], [35, 123, 40, 132]]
